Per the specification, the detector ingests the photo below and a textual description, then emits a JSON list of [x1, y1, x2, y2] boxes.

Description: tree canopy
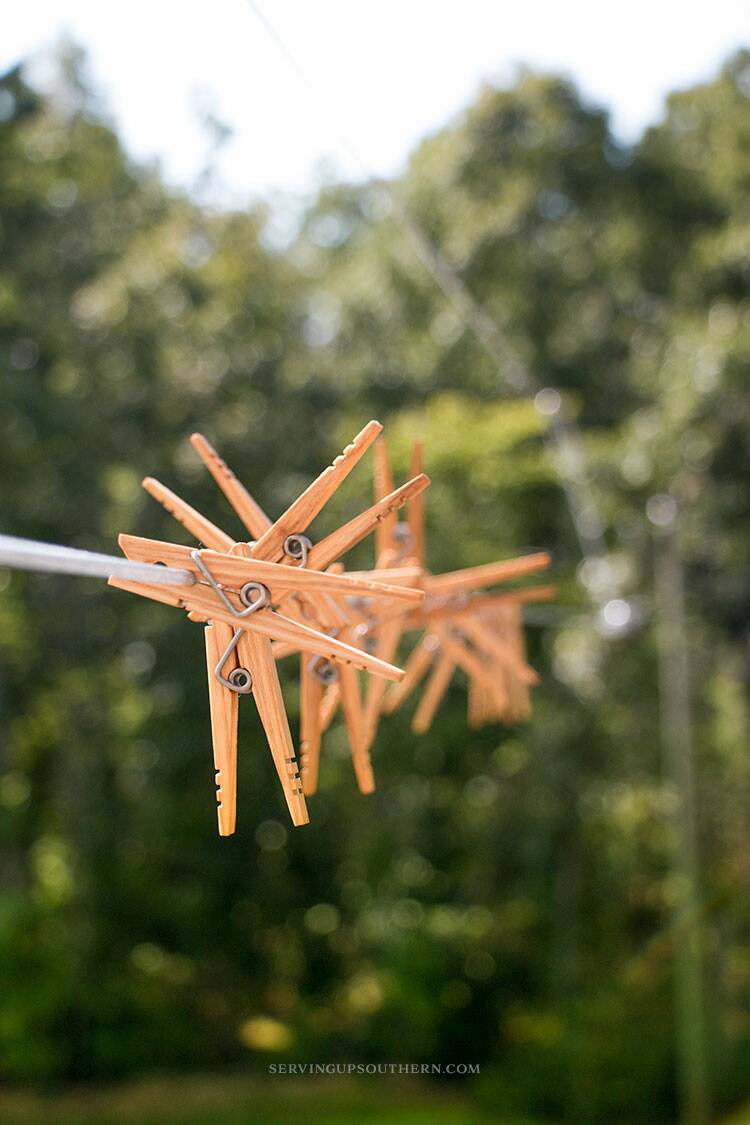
[[0, 47, 749, 1122]]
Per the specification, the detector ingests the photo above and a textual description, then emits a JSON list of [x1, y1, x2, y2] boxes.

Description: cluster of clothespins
[[111, 422, 554, 832]]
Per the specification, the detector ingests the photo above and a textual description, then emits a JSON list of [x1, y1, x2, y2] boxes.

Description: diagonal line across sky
[[2, 0, 748, 205]]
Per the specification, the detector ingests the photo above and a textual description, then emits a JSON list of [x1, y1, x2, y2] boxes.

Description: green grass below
[[0, 1073, 533, 1125]]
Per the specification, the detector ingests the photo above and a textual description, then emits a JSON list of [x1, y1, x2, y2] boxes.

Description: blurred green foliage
[[1, 43, 750, 1123]]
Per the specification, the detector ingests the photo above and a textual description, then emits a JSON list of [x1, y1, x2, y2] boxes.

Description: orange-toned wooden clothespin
[[377, 438, 555, 734], [310, 434, 429, 780], [112, 423, 428, 833], [186, 426, 429, 798]]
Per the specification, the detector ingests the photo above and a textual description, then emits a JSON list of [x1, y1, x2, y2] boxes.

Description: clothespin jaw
[[388, 574, 552, 730], [250, 420, 383, 563], [189, 433, 273, 540], [117, 535, 424, 606], [421, 552, 552, 599], [141, 477, 235, 552], [111, 544, 404, 819]]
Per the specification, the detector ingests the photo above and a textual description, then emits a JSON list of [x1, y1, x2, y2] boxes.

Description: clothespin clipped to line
[[336, 436, 558, 742], [0, 424, 555, 840], [111, 421, 431, 834]]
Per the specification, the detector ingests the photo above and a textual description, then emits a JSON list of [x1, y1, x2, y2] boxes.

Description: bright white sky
[[3, 1, 749, 207]]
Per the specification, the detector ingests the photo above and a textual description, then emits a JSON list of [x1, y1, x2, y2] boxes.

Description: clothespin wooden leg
[[190, 433, 273, 540], [320, 682, 340, 732], [412, 649, 455, 735], [407, 438, 426, 566], [300, 654, 323, 797], [467, 676, 483, 729], [250, 421, 383, 562], [141, 478, 235, 552], [337, 663, 375, 794], [383, 634, 438, 715], [236, 631, 309, 827], [510, 606, 533, 719], [460, 616, 538, 686], [362, 617, 404, 750], [373, 436, 396, 560], [437, 627, 509, 718], [204, 622, 239, 836]]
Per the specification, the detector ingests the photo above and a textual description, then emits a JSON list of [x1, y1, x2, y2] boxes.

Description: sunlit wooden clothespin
[[186, 423, 430, 799], [110, 423, 428, 834], [300, 436, 430, 789]]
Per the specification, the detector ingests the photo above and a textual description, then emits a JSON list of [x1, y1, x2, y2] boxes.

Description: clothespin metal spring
[[283, 534, 312, 566], [190, 548, 272, 695]]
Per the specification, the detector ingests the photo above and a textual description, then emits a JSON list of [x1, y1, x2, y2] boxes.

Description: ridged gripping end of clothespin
[[189, 432, 272, 540], [205, 622, 239, 837], [142, 476, 235, 553]]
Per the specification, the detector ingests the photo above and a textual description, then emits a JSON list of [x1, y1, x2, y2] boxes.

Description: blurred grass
[[0, 1074, 528, 1125]]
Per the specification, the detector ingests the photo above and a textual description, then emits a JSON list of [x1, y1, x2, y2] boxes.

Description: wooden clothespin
[[308, 436, 430, 780], [111, 423, 429, 835], [375, 438, 555, 734], [186, 424, 430, 799]]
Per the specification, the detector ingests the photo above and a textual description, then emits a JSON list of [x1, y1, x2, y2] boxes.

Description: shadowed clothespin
[[360, 438, 557, 735]]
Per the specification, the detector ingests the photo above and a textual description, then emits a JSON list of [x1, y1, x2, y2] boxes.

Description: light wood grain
[[235, 629, 309, 826], [436, 626, 508, 714], [319, 682, 340, 732], [289, 593, 377, 793], [344, 566, 423, 586], [453, 584, 558, 616], [108, 576, 405, 680], [108, 576, 185, 609], [373, 436, 396, 562], [250, 420, 382, 562], [362, 616, 405, 751], [412, 648, 455, 735], [506, 604, 532, 720], [338, 663, 375, 794], [382, 634, 437, 714], [204, 622, 239, 836], [467, 676, 484, 728], [119, 534, 423, 603], [142, 477, 235, 552], [267, 474, 429, 615], [408, 583, 557, 628], [301, 473, 430, 575], [407, 439, 426, 567], [458, 615, 539, 686], [190, 432, 272, 540], [423, 551, 551, 597], [299, 655, 323, 796]]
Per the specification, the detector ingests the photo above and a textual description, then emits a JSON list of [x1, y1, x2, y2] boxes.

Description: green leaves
[[0, 45, 749, 1118]]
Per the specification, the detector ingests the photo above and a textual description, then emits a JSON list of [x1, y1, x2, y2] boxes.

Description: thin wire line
[[0, 533, 195, 586], [244, 0, 609, 585]]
